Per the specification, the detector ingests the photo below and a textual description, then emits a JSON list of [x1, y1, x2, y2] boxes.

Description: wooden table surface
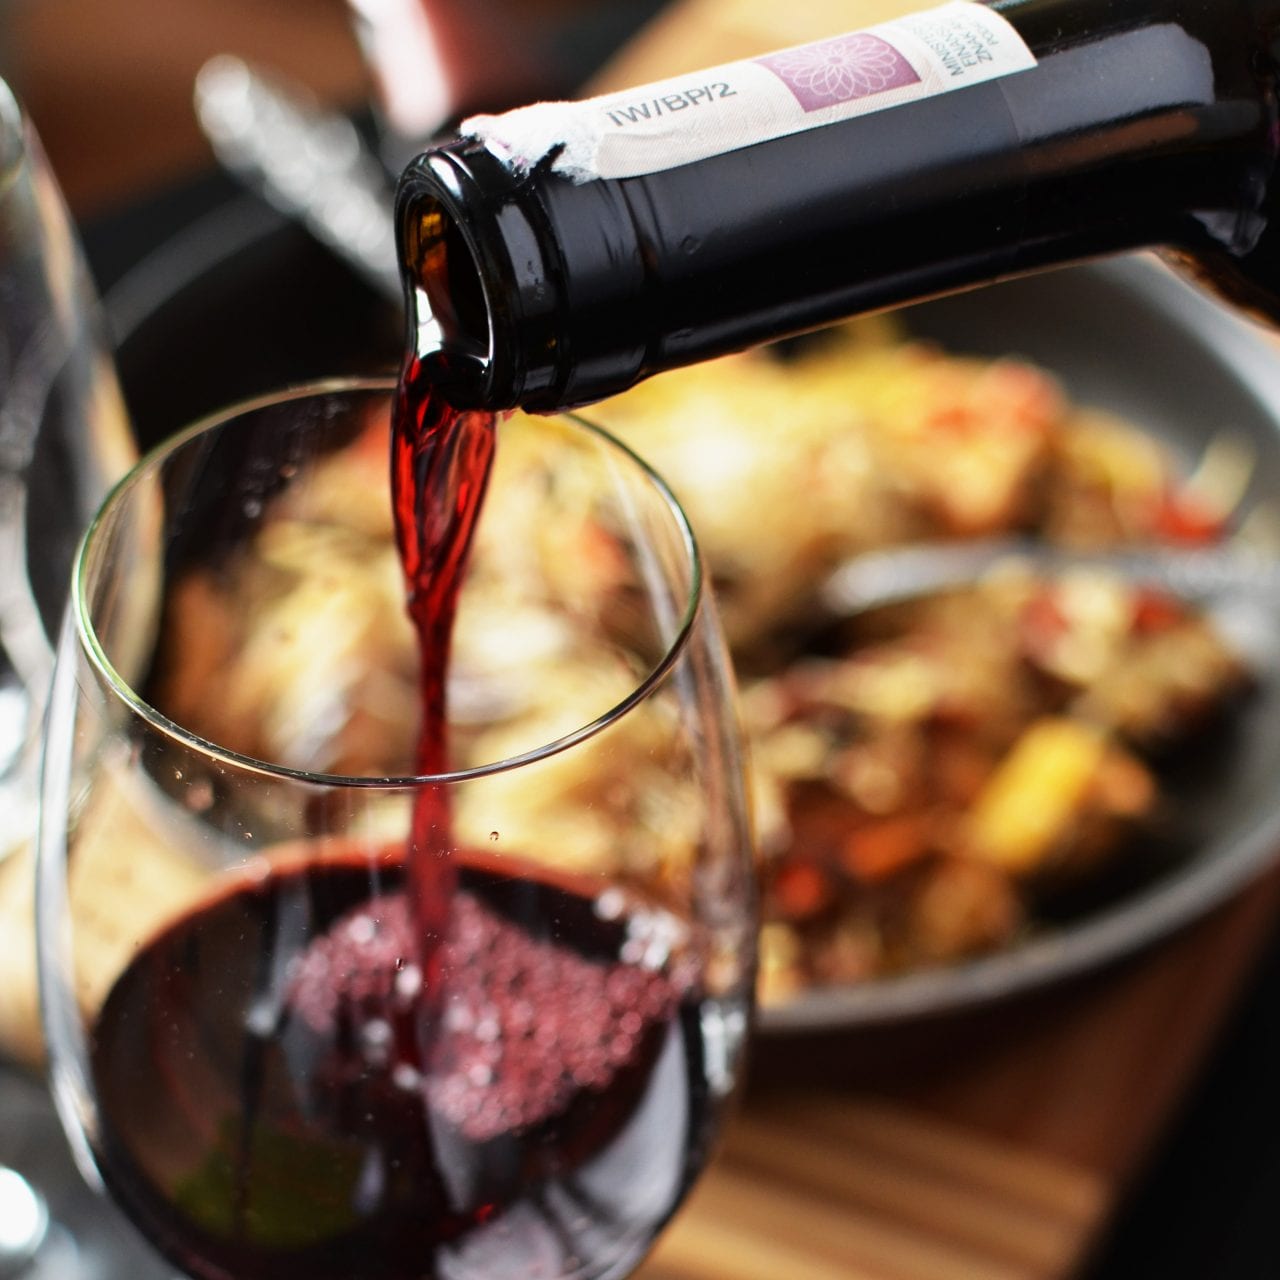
[[6, 2, 1280, 1277], [641, 866, 1280, 1279]]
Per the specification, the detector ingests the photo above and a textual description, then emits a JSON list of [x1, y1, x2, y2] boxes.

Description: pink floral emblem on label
[[757, 33, 921, 112]]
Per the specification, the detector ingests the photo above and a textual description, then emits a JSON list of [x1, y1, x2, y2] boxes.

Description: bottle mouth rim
[[407, 190, 496, 383], [397, 143, 588, 412], [398, 150, 507, 409], [71, 377, 706, 790]]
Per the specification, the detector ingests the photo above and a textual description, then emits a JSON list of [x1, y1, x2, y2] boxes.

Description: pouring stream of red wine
[[390, 351, 499, 993]]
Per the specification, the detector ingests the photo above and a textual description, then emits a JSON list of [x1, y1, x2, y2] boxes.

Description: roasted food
[[739, 567, 1248, 1003]]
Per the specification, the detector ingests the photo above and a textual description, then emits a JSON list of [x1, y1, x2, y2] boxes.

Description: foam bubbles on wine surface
[[286, 878, 697, 1143]]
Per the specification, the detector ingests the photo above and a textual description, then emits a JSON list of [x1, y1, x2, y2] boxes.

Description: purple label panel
[[757, 33, 921, 112]]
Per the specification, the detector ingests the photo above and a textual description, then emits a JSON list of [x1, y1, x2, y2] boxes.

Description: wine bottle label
[[464, 1, 1036, 182]]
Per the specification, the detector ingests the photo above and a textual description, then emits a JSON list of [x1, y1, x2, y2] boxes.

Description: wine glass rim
[[73, 375, 706, 788]]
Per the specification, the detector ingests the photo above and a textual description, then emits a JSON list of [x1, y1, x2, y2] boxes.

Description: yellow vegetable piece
[[963, 718, 1107, 873]]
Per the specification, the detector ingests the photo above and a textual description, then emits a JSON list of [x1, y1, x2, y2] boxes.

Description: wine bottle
[[395, 0, 1280, 411]]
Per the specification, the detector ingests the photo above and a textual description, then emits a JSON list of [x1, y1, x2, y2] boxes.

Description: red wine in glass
[[89, 851, 714, 1280]]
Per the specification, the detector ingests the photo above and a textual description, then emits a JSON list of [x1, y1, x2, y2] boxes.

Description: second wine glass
[[37, 380, 756, 1280]]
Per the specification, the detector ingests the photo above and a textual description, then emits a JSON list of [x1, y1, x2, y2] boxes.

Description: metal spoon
[[0, 1166, 77, 1280], [824, 537, 1280, 612], [194, 56, 401, 302], [822, 537, 1280, 672], [0, 1164, 48, 1278]]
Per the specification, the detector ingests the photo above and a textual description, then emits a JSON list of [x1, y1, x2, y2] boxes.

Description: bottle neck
[[397, 0, 1280, 411]]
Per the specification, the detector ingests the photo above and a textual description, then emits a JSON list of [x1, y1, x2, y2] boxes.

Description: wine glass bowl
[[38, 380, 755, 1280]]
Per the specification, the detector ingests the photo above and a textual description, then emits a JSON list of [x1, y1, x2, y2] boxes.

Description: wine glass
[[0, 77, 133, 863], [37, 379, 756, 1280], [0, 72, 135, 1278]]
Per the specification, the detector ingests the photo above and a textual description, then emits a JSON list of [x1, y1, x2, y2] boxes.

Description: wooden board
[[636, 864, 1280, 1280]]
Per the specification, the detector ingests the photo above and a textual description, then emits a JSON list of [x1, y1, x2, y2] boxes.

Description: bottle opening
[[408, 196, 491, 366]]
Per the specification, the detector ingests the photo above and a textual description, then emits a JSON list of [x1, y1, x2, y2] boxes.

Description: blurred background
[[0, 0, 676, 219], [2, 0, 370, 216]]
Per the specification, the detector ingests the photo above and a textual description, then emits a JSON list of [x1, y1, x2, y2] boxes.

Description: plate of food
[[100, 184, 1280, 1034], [586, 263, 1280, 1030]]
